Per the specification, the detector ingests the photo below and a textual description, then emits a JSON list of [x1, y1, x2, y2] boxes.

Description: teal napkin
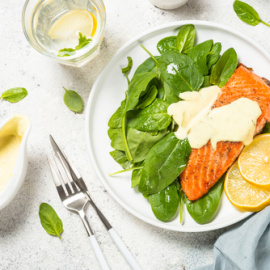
[[198, 206, 270, 270]]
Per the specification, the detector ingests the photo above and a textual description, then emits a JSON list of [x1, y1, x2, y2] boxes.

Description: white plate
[[85, 20, 270, 232]]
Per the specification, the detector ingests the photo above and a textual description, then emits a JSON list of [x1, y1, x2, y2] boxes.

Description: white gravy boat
[[0, 114, 31, 211]]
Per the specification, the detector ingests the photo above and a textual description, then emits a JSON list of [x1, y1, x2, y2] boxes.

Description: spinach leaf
[[157, 36, 177, 54], [185, 175, 224, 224], [122, 57, 133, 74], [108, 99, 126, 128], [210, 48, 238, 87], [136, 85, 158, 109], [202, 76, 211, 88], [148, 182, 180, 222], [262, 123, 270, 134], [108, 128, 125, 151], [109, 128, 168, 162], [109, 150, 132, 170], [179, 189, 184, 224], [164, 82, 181, 104], [233, 1, 270, 27], [139, 133, 191, 195], [188, 39, 213, 75], [134, 57, 159, 76], [159, 51, 204, 93], [1, 87, 28, 103], [207, 42, 222, 70], [39, 203, 63, 239], [131, 165, 143, 188], [124, 72, 158, 113], [176, 24, 196, 54], [63, 87, 84, 113], [128, 99, 171, 131], [122, 72, 158, 161], [127, 128, 168, 163]]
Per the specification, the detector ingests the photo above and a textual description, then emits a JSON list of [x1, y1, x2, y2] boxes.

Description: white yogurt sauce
[[168, 86, 262, 150]]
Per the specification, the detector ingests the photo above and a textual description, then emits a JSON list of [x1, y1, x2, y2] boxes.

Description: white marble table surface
[[0, 0, 270, 269]]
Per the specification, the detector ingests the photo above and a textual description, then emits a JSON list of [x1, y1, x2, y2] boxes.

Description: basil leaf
[[148, 182, 180, 222], [75, 32, 91, 50], [176, 24, 196, 54], [109, 150, 132, 169], [128, 99, 171, 131], [122, 56, 133, 74], [262, 123, 270, 134], [210, 48, 238, 87], [233, 0, 261, 26], [63, 87, 84, 113], [1, 87, 28, 103], [188, 39, 213, 75], [39, 203, 63, 239], [58, 48, 76, 57], [185, 175, 224, 224], [159, 51, 204, 93], [139, 133, 191, 195], [207, 42, 222, 70], [157, 36, 177, 54]]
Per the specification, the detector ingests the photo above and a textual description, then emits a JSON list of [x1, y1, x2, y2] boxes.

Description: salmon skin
[[181, 65, 270, 201]]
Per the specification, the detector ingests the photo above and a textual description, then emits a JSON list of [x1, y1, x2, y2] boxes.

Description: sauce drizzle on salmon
[[181, 65, 270, 201]]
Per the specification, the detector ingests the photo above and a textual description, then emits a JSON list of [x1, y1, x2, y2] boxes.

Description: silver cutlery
[[48, 135, 142, 270]]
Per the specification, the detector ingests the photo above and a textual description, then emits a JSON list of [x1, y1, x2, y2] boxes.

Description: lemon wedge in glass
[[225, 162, 270, 211], [238, 134, 270, 188], [48, 9, 97, 40]]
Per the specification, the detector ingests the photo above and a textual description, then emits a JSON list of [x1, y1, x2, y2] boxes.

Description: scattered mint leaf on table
[[233, 0, 270, 28], [1, 87, 28, 103], [63, 87, 84, 113], [39, 203, 63, 239]]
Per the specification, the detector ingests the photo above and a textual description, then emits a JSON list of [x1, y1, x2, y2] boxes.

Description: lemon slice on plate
[[225, 163, 270, 211], [238, 134, 270, 188], [48, 9, 97, 40]]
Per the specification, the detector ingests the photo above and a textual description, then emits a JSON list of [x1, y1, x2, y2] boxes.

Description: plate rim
[[85, 20, 270, 232]]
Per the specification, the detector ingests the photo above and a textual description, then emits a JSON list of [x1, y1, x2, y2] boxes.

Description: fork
[[49, 135, 142, 270], [48, 152, 110, 269]]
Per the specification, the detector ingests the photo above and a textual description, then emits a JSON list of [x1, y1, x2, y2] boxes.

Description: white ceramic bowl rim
[[0, 114, 31, 211]]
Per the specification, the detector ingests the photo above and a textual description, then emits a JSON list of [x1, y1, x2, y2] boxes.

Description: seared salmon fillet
[[181, 65, 270, 201]]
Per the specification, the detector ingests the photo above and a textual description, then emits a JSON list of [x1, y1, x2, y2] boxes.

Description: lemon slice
[[238, 134, 270, 188], [48, 9, 97, 40], [225, 163, 270, 211]]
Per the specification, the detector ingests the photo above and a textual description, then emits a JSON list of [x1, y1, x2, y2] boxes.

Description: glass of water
[[22, 0, 106, 67]]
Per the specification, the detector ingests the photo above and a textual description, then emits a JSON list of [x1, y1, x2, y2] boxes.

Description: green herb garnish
[[63, 87, 84, 113], [39, 203, 63, 239], [1, 87, 28, 103], [58, 32, 92, 57], [233, 0, 270, 28]]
